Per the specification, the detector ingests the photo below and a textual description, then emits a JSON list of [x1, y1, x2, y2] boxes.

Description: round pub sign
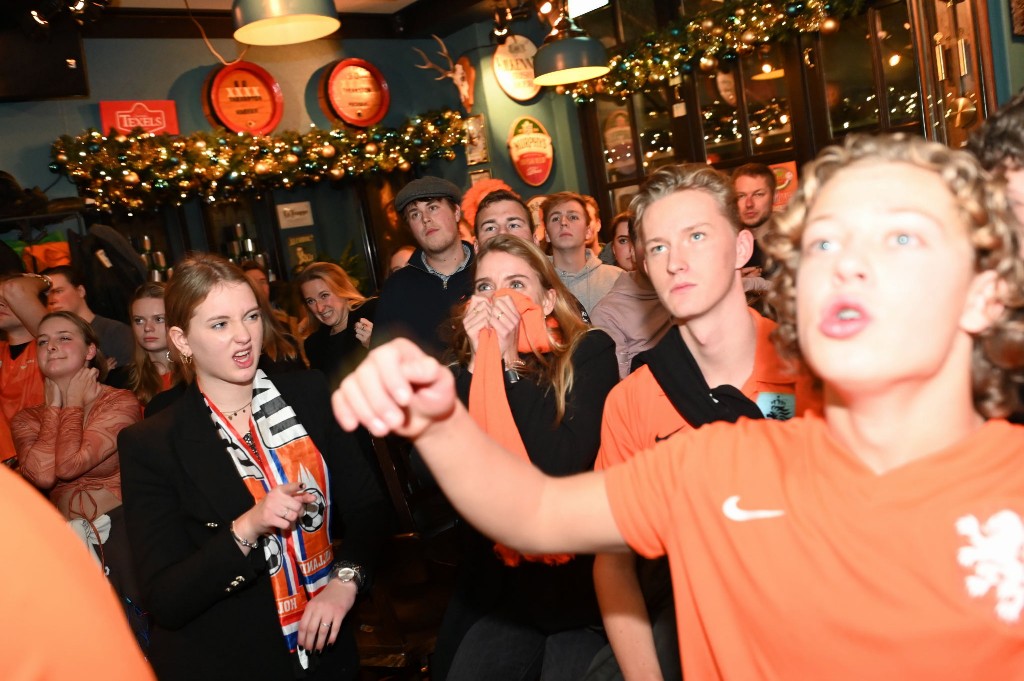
[[507, 116, 553, 187], [321, 58, 390, 128], [492, 35, 540, 102], [203, 61, 283, 136]]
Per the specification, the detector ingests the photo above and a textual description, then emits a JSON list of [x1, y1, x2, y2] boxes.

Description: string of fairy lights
[[49, 110, 465, 214]]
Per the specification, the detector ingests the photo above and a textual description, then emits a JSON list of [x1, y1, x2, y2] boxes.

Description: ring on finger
[[320, 622, 331, 629], [280, 509, 289, 519]]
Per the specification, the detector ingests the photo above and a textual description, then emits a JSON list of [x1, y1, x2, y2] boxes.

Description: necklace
[[224, 399, 253, 421]]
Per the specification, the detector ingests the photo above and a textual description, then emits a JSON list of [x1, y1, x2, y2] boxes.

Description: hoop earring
[[165, 350, 173, 362]]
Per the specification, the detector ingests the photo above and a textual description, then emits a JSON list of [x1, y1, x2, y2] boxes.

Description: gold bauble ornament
[[124, 171, 140, 185], [711, 26, 724, 37], [321, 144, 336, 158], [285, 154, 299, 165], [820, 17, 840, 34], [398, 161, 412, 172], [699, 55, 718, 72], [56, 153, 68, 163], [365, 142, 379, 155], [329, 167, 345, 180], [195, 140, 207, 150], [741, 30, 758, 44], [700, 18, 715, 30], [255, 161, 271, 175]]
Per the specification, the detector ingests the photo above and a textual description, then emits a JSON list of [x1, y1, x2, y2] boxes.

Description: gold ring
[[321, 623, 331, 628]]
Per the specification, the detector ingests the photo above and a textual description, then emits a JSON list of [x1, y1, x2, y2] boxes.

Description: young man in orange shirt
[[335, 135, 1024, 680], [0, 273, 50, 461], [589, 165, 819, 681]]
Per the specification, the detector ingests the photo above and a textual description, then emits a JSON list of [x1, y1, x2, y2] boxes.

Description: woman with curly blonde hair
[[336, 134, 1024, 680]]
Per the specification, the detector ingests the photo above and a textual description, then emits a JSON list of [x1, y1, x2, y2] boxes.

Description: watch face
[[336, 567, 356, 581]]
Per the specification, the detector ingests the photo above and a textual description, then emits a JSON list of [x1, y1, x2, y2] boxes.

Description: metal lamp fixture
[[533, 7, 609, 87], [232, 0, 340, 46]]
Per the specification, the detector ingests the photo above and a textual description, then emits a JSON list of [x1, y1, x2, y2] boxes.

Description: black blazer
[[118, 370, 389, 681]]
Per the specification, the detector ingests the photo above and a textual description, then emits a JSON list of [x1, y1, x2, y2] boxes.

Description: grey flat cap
[[394, 176, 462, 214]]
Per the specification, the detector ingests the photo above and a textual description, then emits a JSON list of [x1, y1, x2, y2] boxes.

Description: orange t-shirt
[[0, 340, 44, 459], [0, 465, 155, 680], [605, 416, 1024, 680], [597, 309, 820, 470]]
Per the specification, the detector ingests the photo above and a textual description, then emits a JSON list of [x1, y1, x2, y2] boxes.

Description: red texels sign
[[100, 100, 180, 135]]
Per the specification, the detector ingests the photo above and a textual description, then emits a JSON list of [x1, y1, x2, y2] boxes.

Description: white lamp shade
[[533, 35, 609, 86]]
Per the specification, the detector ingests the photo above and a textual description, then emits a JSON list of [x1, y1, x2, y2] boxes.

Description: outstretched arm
[[332, 338, 629, 555]]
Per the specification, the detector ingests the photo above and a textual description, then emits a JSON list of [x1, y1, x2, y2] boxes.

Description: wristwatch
[[330, 561, 366, 593]]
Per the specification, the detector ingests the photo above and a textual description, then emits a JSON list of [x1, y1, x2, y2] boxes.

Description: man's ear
[[168, 326, 191, 359], [960, 269, 1006, 335], [453, 204, 463, 224], [735, 228, 755, 269], [76, 285, 87, 300]]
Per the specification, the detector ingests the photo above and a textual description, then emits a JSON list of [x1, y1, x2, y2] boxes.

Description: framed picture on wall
[[1013, 0, 1024, 37], [466, 114, 489, 166], [469, 168, 492, 185]]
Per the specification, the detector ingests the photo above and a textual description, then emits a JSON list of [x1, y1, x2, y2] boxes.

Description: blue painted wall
[[989, 1, 1024, 104], [0, 15, 588, 274]]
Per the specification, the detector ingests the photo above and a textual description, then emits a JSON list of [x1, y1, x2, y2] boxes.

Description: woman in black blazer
[[118, 254, 388, 681]]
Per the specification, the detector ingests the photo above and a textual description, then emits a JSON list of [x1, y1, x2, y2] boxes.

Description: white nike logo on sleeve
[[722, 495, 785, 522]]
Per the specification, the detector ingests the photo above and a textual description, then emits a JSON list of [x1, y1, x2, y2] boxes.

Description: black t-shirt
[[303, 299, 377, 390]]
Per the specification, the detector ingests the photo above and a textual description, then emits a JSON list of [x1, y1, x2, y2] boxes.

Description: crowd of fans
[[3, 91, 1024, 681]]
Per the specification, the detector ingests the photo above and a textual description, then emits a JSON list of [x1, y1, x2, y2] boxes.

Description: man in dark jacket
[[371, 177, 474, 360]]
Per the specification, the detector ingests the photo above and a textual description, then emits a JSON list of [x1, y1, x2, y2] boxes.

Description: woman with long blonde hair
[[295, 262, 376, 389], [437, 235, 619, 681]]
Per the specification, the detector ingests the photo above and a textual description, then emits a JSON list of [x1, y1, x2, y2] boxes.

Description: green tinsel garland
[[568, 0, 867, 101], [50, 109, 465, 214]]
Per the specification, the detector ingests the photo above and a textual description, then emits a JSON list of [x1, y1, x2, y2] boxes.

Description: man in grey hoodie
[[542, 192, 622, 316]]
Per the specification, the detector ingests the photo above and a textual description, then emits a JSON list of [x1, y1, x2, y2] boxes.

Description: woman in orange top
[[12, 311, 145, 641], [125, 282, 177, 407]]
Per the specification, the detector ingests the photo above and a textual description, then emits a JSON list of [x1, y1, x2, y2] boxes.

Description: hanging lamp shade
[[232, 0, 340, 46], [533, 11, 609, 86]]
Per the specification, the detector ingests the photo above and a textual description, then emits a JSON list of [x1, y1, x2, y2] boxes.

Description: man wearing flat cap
[[371, 176, 474, 359]]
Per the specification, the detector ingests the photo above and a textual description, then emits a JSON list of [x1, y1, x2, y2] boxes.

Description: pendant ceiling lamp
[[232, 0, 340, 46], [533, 5, 609, 87]]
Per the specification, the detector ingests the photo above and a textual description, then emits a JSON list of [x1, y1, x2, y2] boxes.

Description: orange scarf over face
[[468, 289, 572, 567]]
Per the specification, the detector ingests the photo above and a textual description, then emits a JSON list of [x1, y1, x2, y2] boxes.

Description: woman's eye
[[248, 312, 261, 321], [890, 232, 919, 247], [155, 316, 165, 324], [36, 338, 46, 347], [475, 282, 493, 292], [691, 232, 705, 241], [805, 238, 835, 253], [132, 318, 144, 325], [510, 280, 524, 289], [212, 322, 226, 329]]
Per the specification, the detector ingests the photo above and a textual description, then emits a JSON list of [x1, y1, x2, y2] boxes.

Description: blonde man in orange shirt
[[590, 165, 820, 681], [333, 135, 1024, 680]]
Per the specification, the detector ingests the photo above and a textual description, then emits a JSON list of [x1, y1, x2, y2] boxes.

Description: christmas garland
[[568, 0, 867, 101], [50, 109, 465, 213]]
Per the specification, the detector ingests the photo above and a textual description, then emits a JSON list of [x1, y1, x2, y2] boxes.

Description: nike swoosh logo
[[654, 427, 684, 443], [722, 495, 785, 522]]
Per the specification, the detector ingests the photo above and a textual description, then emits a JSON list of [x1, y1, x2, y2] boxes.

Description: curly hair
[[967, 88, 1024, 171], [449, 235, 591, 425], [764, 133, 1024, 417]]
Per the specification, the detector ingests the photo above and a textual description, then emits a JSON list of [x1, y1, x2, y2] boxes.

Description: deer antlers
[[413, 34, 456, 80]]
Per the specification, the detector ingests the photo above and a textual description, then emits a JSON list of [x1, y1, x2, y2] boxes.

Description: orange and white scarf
[[206, 370, 333, 668], [468, 290, 572, 567]]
